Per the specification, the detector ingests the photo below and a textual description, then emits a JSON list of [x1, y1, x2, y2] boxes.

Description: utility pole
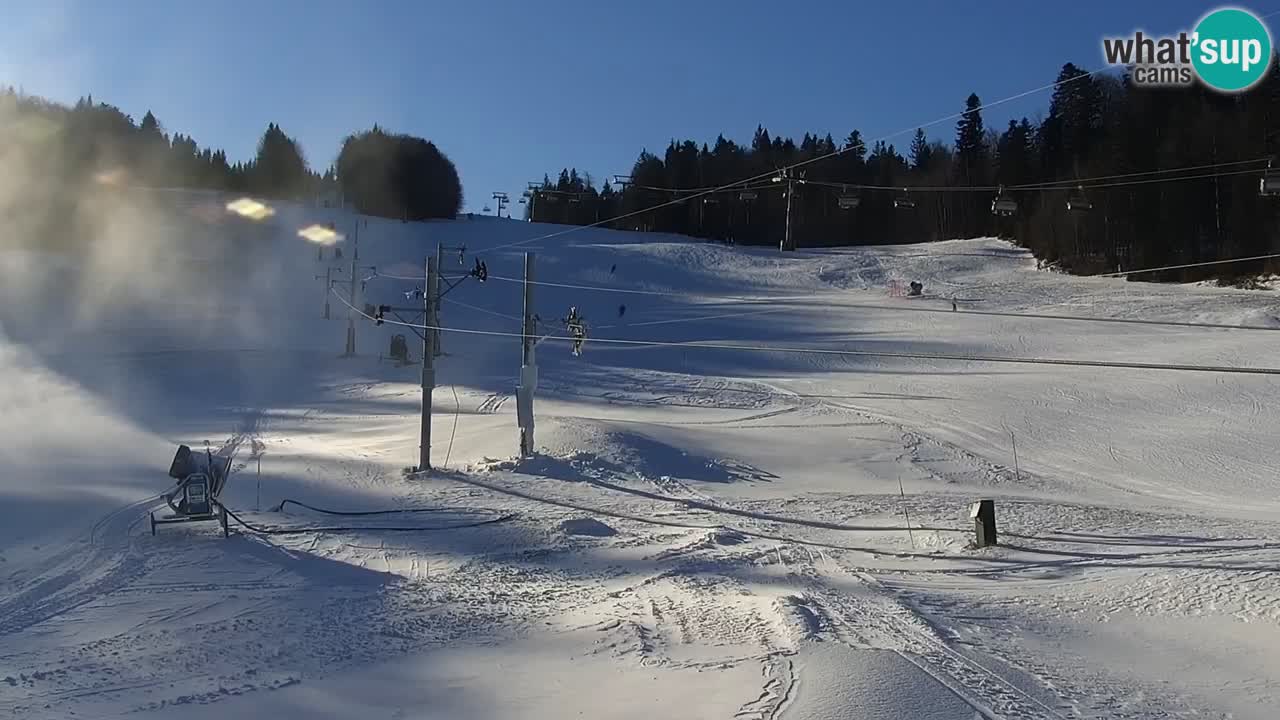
[[517, 252, 537, 457], [784, 178, 793, 251], [773, 169, 803, 251], [345, 221, 360, 355], [526, 182, 543, 222], [434, 243, 445, 357], [419, 255, 438, 472], [315, 266, 333, 319]]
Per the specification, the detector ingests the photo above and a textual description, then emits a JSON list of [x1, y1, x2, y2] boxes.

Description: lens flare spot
[[297, 223, 343, 245], [226, 198, 275, 220], [94, 168, 128, 186]]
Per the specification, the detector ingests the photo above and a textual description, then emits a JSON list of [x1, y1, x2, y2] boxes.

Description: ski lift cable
[[797, 159, 1271, 194], [1068, 166, 1263, 190], [1094, 251, 1280, 278], [1008, 158, 1271, 189], [626, 180, 785, 194], [477, 273, 1280, 333], [328, 289, 1280, 376], [625, 158, 1271, 197], [479, 67, 1116, 255]]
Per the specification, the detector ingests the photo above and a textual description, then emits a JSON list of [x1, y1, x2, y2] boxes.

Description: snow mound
[[558, 517, 617, 537], [775, 594, 828, 642], [708, 528, 748, 545]]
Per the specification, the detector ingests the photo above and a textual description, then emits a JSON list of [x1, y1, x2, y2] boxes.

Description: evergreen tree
[[909, 128, 934, 172], [336, 126, 462, 220], [954, 94, 987, 185], [250, 122, 308, 198], [953, 93, 989, 236]]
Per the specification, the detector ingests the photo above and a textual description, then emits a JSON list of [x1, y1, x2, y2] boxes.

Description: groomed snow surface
[[5, 190, 1280, 718]]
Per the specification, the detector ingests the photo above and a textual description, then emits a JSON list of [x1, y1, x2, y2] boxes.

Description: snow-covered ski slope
[[5, 188, 1280, 718]]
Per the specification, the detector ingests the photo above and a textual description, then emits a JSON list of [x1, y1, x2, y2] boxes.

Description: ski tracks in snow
[[0, 494, 155, 640], [476, 392, 509, 414], [0, 417, 277, 716]]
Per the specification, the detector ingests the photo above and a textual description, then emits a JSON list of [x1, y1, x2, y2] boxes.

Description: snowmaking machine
[[151, 444, 232, 537]]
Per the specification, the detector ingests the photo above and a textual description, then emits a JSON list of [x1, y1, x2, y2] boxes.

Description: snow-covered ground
[[5, 190, 1280, 718]]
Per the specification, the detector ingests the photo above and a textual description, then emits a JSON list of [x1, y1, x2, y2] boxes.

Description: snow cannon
[[151, 444, 232, 537]]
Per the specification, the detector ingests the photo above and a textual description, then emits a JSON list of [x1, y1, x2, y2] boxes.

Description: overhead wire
[[788, 158, 1271, 194], [329, 287, 1280, 376], [443, 296, 525, 322], [595, 304, 791, 330], [478, 271, 1280, 334], [626, 179, 782, 194], [1008, 157, 1271, 189], [485, 273, 783, 299], [1094, 252, 1280, 278], [445, 385, 461, 470], [1075, 166, 1264, 190], [494, 9, 1280, 252]]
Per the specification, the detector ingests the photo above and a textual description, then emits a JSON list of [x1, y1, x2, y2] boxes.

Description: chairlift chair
[[1066, 185, 1092, 212], [739, 190, 758, 201], [1260, 158, 1280, 197], [894, 188, 916, 210], [991, 186, 1018, 216], [837, 187, 860, 210]]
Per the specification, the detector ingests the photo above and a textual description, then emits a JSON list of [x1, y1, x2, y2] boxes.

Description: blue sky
[[0, 1, 1260, 212]]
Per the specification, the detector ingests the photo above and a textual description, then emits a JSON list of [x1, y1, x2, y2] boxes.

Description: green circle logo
[[1192, 8, 1273, 92]]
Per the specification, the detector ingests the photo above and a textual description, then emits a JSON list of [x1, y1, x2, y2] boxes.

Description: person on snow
[[565, 307, 587, 356]]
